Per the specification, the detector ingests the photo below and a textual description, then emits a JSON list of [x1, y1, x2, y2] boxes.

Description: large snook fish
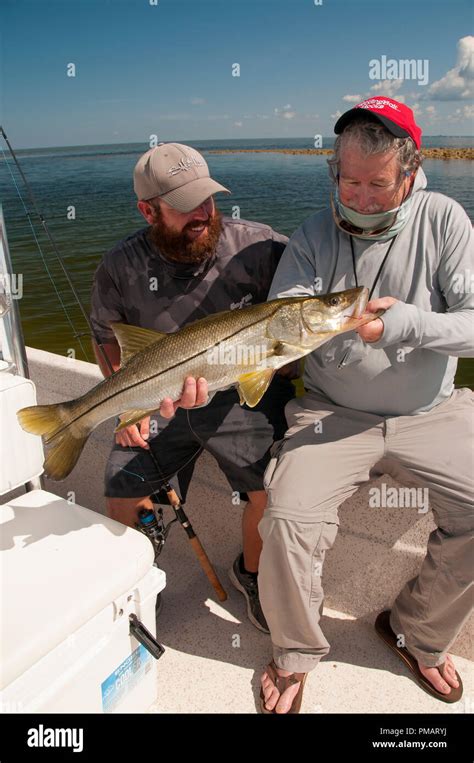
[[17, 287, 381, 481]]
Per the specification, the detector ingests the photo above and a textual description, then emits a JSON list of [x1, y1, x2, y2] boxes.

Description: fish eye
[[328, 296, 340, 306]]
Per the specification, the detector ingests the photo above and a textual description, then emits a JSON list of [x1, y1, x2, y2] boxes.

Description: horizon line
[[4, 134, 473, 152]]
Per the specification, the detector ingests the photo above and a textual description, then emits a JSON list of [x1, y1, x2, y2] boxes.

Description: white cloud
[[423, 105, 438, 124], [331, 110, 343, 120], [342, 94, 362, 103], [428, 36, 474, 101], [213, 109, 318, 125], [190, 97, 205, 105], [340, 80, 405, 107], [274, 104, 296, 120], [447, 104, 474, 121], [369, 79, 405, 100]]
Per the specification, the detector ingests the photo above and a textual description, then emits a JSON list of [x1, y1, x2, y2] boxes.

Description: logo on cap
[[357, 98, 400, 112], [167, 155, 205, 176]]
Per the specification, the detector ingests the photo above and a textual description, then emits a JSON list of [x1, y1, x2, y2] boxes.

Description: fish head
[[267, 287, 381, 350], [297, 286, 385, 350], [301, 287, 369, 339]]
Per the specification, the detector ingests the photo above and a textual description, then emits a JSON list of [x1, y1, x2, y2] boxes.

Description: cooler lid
[[1, 489, 155, 689]]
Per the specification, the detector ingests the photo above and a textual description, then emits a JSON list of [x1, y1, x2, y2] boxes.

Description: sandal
[[375, 610, 463, 703], [260, 660, 307, 714]]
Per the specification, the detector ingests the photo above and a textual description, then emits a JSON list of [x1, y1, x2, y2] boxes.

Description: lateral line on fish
[[43, 305, 288, 443], [43, 297, 373, 445]]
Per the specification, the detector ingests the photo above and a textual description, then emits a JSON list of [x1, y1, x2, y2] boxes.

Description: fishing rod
[[0, 127, 227, 602], [0, 126, 113, 372]]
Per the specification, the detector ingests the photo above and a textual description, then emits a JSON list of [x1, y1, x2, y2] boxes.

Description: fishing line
[[0, 144, 91, 361], [0, 127, 199, 502], [0, 127, 115, 369]]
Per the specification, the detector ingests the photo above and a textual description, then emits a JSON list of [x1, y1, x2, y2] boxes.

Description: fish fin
[[349, 308, 386, 331], [110, 322, 167, 365], [237, 369, 275, 408], [368, 309, 385, 320], [42, 429, 89, 482], [17, 403, 90, 481], [17, 403, 67, 440], [115, 408, 158, 431]]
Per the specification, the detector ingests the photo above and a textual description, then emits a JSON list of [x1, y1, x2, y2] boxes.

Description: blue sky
[[0, 0, 473, 148]]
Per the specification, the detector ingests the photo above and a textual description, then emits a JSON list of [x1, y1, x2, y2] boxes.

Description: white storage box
[[0, 489, 166, 713], [0, 373, 44, 494]]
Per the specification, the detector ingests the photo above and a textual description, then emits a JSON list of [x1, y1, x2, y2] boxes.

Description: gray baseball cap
[[133, 142, 231, 212]]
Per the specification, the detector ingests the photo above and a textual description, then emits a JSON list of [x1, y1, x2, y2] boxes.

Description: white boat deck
[[4, 346, 472, 714]]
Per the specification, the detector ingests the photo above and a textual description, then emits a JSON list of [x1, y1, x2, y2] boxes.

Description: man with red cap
[[250, 97, 472, 712]]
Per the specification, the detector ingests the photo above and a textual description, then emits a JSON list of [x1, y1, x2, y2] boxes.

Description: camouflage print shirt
[[90, 216, 288, 343]]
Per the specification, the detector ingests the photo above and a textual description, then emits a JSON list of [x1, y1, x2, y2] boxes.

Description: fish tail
[[17, 401, 91, 481]]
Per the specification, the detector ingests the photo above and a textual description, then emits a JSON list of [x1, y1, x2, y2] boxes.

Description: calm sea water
[[1, 137, 473, 385]]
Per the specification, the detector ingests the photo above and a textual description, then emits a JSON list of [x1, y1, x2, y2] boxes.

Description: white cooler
[[0, 373, 166, 713]]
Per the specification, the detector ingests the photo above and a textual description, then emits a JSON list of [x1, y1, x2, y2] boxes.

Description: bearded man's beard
[[149, 208, 223, 265]]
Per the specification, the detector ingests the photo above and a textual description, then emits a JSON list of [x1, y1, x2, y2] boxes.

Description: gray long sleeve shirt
[[268, 168, 474, 416]]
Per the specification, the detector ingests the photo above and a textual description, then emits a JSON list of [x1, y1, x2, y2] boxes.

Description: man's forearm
[[371, 302, 474, 357]]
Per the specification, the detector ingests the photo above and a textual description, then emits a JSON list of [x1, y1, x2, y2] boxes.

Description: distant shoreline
[[209, 147, 474, 160]]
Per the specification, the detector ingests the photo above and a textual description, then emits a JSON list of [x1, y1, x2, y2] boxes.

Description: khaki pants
[[258, 388, 474, 673]]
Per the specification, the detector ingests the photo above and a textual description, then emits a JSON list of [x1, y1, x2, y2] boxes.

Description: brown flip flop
[[260, 660, 307, 714], [375, 610, 463, 703]]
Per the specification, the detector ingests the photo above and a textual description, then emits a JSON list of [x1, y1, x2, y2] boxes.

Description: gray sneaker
[[229, 554, 269, 633]]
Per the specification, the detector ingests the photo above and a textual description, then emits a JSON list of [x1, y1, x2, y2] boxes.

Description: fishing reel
[[135, 504, 178, 620], [135, 504, 177, 565]]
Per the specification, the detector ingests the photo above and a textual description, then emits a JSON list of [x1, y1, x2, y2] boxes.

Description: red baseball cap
[[334, 97, 422, 149]]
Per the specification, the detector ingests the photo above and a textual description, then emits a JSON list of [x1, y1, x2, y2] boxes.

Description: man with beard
[[90, 142, 295, 632]]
